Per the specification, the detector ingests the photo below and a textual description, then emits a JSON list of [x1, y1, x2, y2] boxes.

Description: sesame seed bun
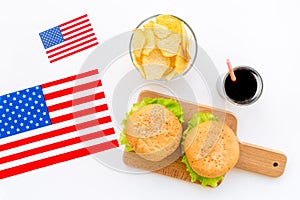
[[183, 121, 239, 178], [126, 104, 182, 161]]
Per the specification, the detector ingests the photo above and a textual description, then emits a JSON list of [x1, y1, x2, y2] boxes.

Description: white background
[[0, 0, 299, 199]]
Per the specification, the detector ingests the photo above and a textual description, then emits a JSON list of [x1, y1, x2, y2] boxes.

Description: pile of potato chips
[[131, 14, 192, 80]]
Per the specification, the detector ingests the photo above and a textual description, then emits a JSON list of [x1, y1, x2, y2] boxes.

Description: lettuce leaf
[[182, 154, 224, 188], [181, 112, 223, 188], [119, 97, 184, 152], [182, 112, 218, 144], [119, 129, 133, 152]]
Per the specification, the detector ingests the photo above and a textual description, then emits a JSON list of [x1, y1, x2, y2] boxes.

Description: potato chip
[[142, 48, 170, 66], [157, 33, 181, 57], [156, 14, 182, 34], [143, 64, 170, 80], [137, 65, 146, 79], [142, 49, 171, 79], [142, 28, 156, 55], [153, 23, 171, 39], [165, 71, 178, 80], [174, 54, 189, 74], [132, 54, 146, 78], [181, 25, 191, 60], [169, 56, 176, 68], [131, 29, 145, 58], [143, 20, 154, 29], [131, 14, 192, 80], [162, 67, 174, 77], [133, 54, 143, 67]]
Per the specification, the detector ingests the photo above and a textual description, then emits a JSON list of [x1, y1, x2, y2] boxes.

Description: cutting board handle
[[235, 142, 287, 177]]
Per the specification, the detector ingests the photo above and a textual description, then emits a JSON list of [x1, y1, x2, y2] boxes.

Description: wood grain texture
[[236, 142, 287, 177], [123, 90, 287, 184]]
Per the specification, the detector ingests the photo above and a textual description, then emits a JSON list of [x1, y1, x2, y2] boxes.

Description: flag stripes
[[39, 14, 98, 63], [0, 69, 118, 179]]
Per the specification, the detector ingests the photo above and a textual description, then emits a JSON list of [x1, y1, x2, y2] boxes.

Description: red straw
[[226, 59, 236, 82]]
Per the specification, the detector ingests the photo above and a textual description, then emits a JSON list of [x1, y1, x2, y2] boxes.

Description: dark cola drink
[[223, 66, 263, 105]]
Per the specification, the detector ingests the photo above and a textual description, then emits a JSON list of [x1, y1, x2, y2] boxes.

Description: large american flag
[[39, 14, 98, 63], [0, 69, 118, 179]]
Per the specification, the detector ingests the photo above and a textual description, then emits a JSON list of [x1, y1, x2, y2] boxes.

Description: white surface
[[0, 0, 299, 199]]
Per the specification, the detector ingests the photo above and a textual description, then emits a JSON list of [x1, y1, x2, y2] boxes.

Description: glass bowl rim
[[129, 14, 198, 81]]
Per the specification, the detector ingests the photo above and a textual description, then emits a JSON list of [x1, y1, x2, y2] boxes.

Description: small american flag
[[0, 69, 118, 179], [39, 14, 98, 63]]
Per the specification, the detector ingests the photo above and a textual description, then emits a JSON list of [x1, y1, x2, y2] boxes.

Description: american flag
[[39, 14, 98, 63], [0, 69, 118, 179]]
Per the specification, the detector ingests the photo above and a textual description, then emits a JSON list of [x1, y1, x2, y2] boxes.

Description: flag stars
[[0, 85, 51, 138]]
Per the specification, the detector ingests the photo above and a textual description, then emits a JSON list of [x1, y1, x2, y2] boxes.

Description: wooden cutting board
[[123, 90, 287, 184]]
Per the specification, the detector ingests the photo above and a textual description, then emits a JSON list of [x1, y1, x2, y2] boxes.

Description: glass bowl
[[129, 14, 198, 81]]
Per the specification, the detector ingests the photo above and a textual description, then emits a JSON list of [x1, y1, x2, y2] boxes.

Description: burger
[[119, 97, 184, 161], [182, 112, 240, 187]]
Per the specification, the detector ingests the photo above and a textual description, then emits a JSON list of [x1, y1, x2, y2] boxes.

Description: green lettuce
[[119, 97, 184, 152], [182, 112, 218, 144], [182, 154, 224, 188], [119, 129, 133, 152], [181, 112, 223, 188]]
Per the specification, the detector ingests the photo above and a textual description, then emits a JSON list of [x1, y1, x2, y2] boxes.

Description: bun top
[[183, 121, 239, 178], [126, 104, 166, 138], [125, 104, 182, 161]]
